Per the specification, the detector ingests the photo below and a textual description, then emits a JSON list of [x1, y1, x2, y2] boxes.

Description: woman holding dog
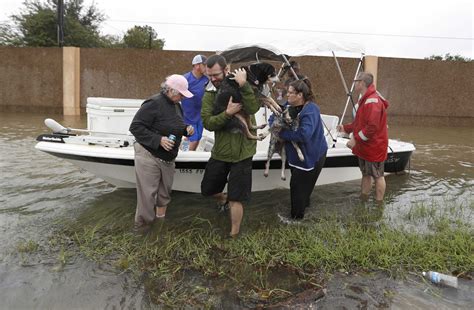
[[278, 79, 328, 220]]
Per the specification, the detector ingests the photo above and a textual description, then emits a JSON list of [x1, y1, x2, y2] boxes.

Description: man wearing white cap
[[181, 55, 209, 150], [130, 74, 195, 230]]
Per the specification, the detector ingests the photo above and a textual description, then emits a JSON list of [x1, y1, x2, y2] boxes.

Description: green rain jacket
[[201, 82, 260, 162]]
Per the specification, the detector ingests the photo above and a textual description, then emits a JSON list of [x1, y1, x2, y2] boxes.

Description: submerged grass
[[50, 200, 473, 307], [404, 198, 474, 224], [16, 240, 39, 253]]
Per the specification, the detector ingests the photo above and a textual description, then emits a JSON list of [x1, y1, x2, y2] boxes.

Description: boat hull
[[37, 139, 414, 192]]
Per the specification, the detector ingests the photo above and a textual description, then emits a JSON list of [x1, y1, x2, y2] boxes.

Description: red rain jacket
[[343, 84, 389, 162]]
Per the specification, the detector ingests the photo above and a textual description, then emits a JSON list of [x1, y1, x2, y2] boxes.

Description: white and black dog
[[212, 62, 282, 140], [264, 107, 304, 180]]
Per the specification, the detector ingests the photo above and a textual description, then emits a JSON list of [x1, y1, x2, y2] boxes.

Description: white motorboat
[[35, 97, 414, 192], [35, 44, 415, 192]]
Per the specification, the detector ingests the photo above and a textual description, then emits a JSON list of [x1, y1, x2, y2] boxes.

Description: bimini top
[[219, 44, 289, 64], [219, 39, 365, 63]]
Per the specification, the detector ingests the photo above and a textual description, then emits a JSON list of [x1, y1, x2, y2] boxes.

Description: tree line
[[0, 0, 165, 49], [425, 53, 472, 62], [2, 0, 472, 61]]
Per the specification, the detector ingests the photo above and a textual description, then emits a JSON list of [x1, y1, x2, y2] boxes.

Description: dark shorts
[[201, 157, 252, 202], [358, 158, 385, 178]]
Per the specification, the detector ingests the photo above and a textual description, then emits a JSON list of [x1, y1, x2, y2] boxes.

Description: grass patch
[[403, 198, 474, 234], [16, 240, 39, 253], [49, 199, 474, 307]]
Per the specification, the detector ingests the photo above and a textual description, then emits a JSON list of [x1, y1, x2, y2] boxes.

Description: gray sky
[[2, 0, 473, 59]]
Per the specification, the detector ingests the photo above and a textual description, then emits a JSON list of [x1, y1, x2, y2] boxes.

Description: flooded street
[[0, 112, 472, 309]]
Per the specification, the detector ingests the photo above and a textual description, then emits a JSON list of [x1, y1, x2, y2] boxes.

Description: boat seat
[[196, 135, 215, 152]]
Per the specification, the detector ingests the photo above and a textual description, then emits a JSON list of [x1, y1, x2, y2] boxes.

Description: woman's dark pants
[[290, 152, 327, 219]]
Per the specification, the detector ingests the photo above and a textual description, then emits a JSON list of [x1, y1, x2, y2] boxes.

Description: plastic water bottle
[[423, 271, 458, 288], [181, 137, 189, 151], [168, 134, 176, 142]]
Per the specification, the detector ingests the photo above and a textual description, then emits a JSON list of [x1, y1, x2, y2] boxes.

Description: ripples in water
[[0, 113, 472, 308]]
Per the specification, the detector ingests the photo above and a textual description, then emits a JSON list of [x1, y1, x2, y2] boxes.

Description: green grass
[[404, 199, 473, 224], [16, 240, 39, 253], [46, 200, 473, 307]]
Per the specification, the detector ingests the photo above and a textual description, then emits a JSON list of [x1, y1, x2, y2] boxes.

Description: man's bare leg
[[213, 193, 227, 205], [156, 206, 167, 218], [374, 176, 386, 204], [361, 175, 373, 196], [229, 201, 243, 236], [189, 141, 199, 151]]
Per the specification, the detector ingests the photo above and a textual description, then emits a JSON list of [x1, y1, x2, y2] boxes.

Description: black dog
[[212, 62, 281, 140]]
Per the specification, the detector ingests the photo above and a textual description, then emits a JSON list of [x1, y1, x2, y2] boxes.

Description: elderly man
[[130, 74, 195, 229], [337, 72, 389, 205], [181, 54, 209, 150], [200, 54, 260, 237]]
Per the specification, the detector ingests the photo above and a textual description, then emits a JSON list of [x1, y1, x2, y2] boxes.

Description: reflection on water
[[0, 112, 472, 308], [392, 276, 474, 310]]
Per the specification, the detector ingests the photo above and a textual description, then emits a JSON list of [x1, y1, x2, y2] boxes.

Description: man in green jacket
[[201, 54, 260, 237]]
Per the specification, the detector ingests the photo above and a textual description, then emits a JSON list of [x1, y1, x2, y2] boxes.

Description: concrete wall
[[1, 47, 473, 126], [80, 49, 203, 108], [378, 58, 474, 126], [0, 47, 63, 113], [291, 55, 360, 122]]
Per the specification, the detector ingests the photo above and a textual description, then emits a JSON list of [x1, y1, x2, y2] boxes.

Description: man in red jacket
[[337, 72, 389, 205]]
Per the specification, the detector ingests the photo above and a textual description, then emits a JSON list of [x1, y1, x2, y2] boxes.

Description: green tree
[[425, 53, 472, 62], [122, 25, 165, 49], [99, 34, 123, 48], [0, 0, 106, 47]]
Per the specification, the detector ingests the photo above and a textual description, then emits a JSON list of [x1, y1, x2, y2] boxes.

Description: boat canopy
[[219, 44, 289, 63], [219, 39, 365, 63]]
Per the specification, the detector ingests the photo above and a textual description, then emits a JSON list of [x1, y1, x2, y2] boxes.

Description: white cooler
[[86, 97, 143, 135]]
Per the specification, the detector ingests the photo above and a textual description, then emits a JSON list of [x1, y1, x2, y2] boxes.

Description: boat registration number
[[179, 169, 205, 174]]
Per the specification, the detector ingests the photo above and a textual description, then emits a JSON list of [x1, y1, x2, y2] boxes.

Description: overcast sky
[[1, 0, 472, 59]]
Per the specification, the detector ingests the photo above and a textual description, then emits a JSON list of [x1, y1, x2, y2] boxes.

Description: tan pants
[[134, 143, 175, 226]]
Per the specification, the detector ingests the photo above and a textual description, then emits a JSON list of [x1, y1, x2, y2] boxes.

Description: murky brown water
[[0, 112, 472, 308]]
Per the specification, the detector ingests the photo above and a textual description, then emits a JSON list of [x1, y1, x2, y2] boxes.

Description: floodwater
[[0, 112, 472, 309]]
